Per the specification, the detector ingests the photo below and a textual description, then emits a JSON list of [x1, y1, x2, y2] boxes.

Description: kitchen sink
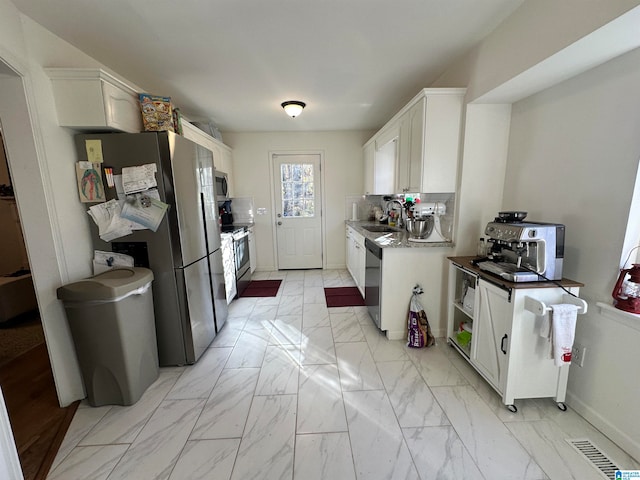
[[362, 225, 399, 233]]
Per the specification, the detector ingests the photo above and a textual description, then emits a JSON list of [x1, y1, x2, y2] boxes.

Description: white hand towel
[[550, 304, 579, 367]]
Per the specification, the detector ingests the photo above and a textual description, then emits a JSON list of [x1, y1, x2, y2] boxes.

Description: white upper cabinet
[[363, 124, 399, 194], [420, 91, 465, 193], [182, 121, 235, 197], [363, 141, 375, 195], [364, 88, 465, 194], [45, 68, 143, 133]]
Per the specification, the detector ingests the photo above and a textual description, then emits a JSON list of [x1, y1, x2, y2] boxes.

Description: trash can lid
[[57, 267, 154, 302]]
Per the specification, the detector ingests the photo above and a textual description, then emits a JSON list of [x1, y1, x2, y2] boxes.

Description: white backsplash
[[344, 195, 367, 221], [230, 196, 255, 223]]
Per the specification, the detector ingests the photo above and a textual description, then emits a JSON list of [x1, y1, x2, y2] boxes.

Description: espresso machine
[[478, 212, 565, 282]]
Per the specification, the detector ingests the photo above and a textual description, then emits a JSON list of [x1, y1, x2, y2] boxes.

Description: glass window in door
[[280, 163, 315, 217]]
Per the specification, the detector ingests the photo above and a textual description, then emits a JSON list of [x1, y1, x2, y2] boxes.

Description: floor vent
[[566, 438, 620, 479]]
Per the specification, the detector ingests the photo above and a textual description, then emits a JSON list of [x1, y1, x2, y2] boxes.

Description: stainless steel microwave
[[215, 171, 229, 201]]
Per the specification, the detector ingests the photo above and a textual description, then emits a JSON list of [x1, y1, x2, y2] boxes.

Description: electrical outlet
[[571, 343, 586, 367]]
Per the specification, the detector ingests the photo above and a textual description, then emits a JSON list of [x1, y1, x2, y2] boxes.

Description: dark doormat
[[239, 279, 282, 297], [324, 287, 365, 307]]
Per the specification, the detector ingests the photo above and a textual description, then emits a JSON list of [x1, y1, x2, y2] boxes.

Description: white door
[[273, 153, 322, 269]]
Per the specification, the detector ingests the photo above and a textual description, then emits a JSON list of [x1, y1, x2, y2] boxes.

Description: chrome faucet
[[386, 199, 404, 227]]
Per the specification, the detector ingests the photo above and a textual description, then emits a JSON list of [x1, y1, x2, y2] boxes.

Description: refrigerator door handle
[[200, 192, 210, 248]]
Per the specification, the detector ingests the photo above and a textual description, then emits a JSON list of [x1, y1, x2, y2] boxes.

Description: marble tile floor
[[48, 269, 639, 480]]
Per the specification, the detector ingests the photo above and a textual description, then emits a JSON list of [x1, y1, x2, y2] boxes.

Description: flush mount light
[[281, 100, 306, 118]]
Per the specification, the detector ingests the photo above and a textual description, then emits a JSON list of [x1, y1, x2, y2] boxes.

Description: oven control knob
[[528, 230, 536, 238]]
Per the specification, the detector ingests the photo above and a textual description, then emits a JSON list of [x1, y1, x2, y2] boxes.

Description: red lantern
[[612, 264, 640, 314]]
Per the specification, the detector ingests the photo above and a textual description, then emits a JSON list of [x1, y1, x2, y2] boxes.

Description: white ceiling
[[12, 0, 523, 133]]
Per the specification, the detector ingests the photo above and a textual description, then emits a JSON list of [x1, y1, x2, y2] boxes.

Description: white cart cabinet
[[447, 257, 585, 412], [473, 279, 512, 394]]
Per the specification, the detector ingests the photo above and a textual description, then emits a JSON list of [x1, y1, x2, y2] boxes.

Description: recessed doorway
[[271, 152, 323, 270]]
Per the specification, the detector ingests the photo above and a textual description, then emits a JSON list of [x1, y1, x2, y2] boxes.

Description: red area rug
[[324, 287, 365, 307], [239, 280, 282, 298]]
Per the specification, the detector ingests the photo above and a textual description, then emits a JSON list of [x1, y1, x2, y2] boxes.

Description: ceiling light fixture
[[281, 100, 306, 118]]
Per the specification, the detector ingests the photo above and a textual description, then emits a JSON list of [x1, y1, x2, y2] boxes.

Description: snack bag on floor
[[407, 285, 435, 348]]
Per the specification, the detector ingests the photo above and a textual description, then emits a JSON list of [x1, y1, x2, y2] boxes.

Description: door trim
[[268, 150, 326, 270]]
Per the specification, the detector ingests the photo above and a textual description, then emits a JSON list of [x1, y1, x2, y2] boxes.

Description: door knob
[[277, 213, 282, 218], [277, 221, 282, 226]]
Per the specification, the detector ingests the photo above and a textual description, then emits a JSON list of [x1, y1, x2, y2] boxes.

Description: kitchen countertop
[[346, 220, 454, 249], [221, 222, 255, 235]]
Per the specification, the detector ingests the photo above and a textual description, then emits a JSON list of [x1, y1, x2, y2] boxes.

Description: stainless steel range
[[231, 227, 252, 297]]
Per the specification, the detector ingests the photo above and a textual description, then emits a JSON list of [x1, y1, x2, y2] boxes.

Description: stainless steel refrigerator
[[75, 131, 228, 366]]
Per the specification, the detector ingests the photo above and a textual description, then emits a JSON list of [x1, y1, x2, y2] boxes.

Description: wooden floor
[[0, 343, 78, 480]]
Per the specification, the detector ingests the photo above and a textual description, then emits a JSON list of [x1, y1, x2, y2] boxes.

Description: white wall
[[433, 0, 640, 462], [504, 47, 640, 460], [0, 2, 136, 407], [0, 134, 29, 274], [433, 0, 640, 101], [224, 131, 372, 270]]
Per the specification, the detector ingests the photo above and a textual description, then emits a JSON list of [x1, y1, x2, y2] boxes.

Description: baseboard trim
[[566, 391, 640, 463]]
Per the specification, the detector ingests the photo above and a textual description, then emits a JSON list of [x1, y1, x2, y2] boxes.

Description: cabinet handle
[[500, 334, 508, 354]]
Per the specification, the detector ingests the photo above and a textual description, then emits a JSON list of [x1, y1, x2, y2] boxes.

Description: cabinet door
[[374, 139, 396, 194], [363, 142, 375, 194], [421, 93, 463, 193], [102, 81, 144, 133], [396, 111, 411, 193], [220, 147, 235, 197], [346, 228, 352, 273], [396, 99, 425, 193], [248, 227, 256, 273], [471, 279, 512, 393], [373, 125, 398, 194], [355, 236, 366, 295], [346, 227, 355, 278], [407, 98, 425, 191]]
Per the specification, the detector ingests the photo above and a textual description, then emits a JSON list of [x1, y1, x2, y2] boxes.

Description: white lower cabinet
[[221, 234, 236, 304], [447, 257, 583, 412], [345, 226, 365, 296], [248, 226, 256, 274]]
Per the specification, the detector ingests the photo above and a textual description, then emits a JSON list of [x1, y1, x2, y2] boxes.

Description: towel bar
[[524, 295, 588, 316]]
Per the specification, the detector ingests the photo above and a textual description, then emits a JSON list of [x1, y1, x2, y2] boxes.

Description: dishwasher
[[364, 238, 383, 330]]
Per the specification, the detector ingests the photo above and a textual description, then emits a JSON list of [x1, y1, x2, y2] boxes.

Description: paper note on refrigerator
[[85, 139, 104, 163], [120, 193, 169, 232], [87, 199, 133, 241], [121, 164, 158, 194], [127, 189, 161, 230], [76, 162, 105, 203]]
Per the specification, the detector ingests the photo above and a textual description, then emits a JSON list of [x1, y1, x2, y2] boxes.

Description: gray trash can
[[57, 267, 159, 407]]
